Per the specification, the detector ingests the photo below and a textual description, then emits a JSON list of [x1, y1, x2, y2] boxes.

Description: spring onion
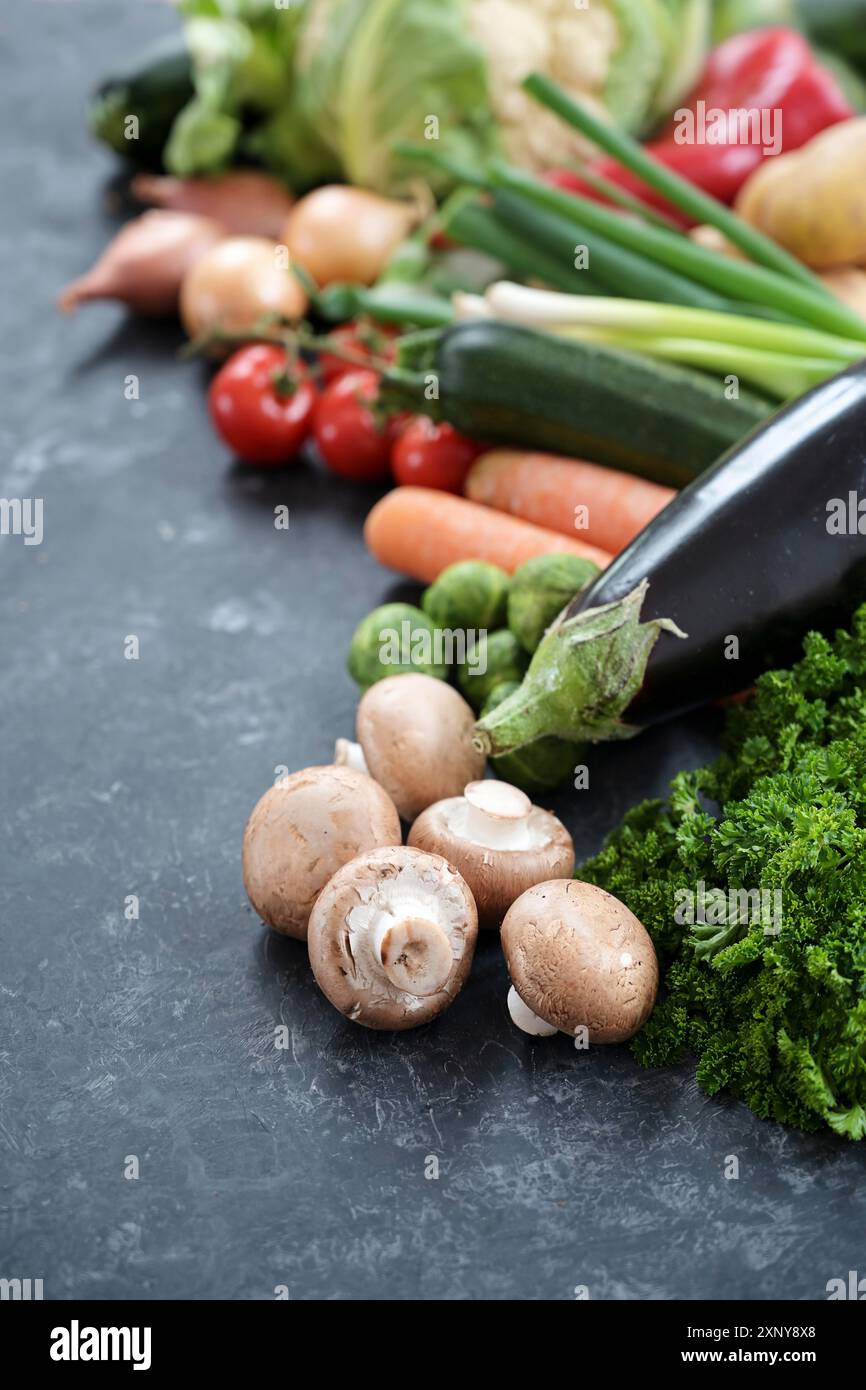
[[483, 284, 866, 361], [479, 282, 864, 398], [489, 162, 866, 341], [557, 330, 843, 399], [562, 163, 684, 233], [522, 72, 836, 297], [440, 192, 604, 295], [489, 190, 734, 311]]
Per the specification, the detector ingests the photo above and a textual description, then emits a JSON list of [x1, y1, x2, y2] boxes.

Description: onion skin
[[281, 185, 418, 288], [132, 171, 295, 239], [179, 235, 309, 343], [57, 210, 224, 316]]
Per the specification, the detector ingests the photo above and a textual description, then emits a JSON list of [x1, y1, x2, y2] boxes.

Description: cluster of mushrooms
[[243, 673, 658, 1039]]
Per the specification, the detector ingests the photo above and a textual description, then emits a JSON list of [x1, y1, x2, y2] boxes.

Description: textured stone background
[[1, 1, 863, 1301]]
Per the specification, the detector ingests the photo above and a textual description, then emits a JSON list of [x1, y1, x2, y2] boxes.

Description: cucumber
[[89, 34, 193, 168], [394, 321, 773, 488]]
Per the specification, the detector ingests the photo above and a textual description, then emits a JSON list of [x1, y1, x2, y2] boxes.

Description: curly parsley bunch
[[582, 605, 866, 1139]]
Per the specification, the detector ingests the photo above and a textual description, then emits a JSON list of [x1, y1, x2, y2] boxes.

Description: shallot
[[57, 210, 224, 316], [132, 171, 295, 239]]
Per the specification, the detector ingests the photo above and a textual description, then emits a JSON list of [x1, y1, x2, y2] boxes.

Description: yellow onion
[[281, 185, 419, 287], [179, 235, 308, 343]]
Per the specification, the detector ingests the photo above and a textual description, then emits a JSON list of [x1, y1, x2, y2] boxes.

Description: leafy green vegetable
[[580, 604, 866, 1140], [290, 0, 496, 194], [165, 1, 306, 176]]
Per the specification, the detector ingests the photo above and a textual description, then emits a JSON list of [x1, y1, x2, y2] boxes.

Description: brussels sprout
[[507, 554, 600, 654], [347, 603, 448, 691], [457, 629, 528, 711], [482, 682, 578, 794], [421, 560, 509, 631]]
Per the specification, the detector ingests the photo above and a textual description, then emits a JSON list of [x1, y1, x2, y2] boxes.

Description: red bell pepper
[[547, 27, 853, 228]]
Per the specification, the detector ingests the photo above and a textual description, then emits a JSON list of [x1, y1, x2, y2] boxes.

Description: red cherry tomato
[[208, 344, 318, 466], [317, 322, 397, 384], [313, 369, 396, 482], [390, 417, 482, 493]]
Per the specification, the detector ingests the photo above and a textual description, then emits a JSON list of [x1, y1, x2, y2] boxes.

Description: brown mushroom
[[408, 780, 574, 929], [355, 674, 486, 821], [501, 879, 658, 1043], [242, 764, 401, 940], [307, 845, 478, 1030]]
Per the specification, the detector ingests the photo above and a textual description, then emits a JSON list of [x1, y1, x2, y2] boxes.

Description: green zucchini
[[391, 321, 773, 487], [89, 34, 193, 168]]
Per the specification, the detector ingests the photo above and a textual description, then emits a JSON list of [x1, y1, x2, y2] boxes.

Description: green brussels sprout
[[482, 682, 578, 794], [421, 560, 509, 631], [457, 629, 528, 711], [507, 554, 600, 653], [347, 603, 448, 691]]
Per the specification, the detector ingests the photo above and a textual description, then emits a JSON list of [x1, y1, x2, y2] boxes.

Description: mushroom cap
[[408, 786, 574, 930], [356, 674, 485, 821], [501, 879, 658, 1042], [307, 844, 478, 1030], [242, 764, 401, 940]]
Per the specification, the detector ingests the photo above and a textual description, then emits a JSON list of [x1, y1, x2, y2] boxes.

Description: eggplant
[[475, 361, 866, 755]]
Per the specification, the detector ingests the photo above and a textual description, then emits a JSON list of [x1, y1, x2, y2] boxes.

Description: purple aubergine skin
[[567, 361, 866, 726]]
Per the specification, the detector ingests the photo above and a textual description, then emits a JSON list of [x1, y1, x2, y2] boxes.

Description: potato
[[734, 118, 866, 270]]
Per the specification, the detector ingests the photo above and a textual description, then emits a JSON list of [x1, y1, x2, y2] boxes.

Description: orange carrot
[[364, 487, 612, 584], [464, 450, 675, 555]]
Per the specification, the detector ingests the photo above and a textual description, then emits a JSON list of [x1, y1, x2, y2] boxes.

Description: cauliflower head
[[468, 0, 709, 173]]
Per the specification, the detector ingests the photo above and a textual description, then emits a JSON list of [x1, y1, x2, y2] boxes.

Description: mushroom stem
[[334, 738, 369, 775], [375, 917, 454, 997], [460, 780, 533, 851], [507, 986, 558, 1037]]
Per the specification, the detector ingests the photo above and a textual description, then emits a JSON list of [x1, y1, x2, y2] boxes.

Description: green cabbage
[[257, 0, 497, 193]]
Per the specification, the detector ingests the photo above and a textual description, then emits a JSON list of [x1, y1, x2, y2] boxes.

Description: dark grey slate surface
[[1, 1, 864, 1302]]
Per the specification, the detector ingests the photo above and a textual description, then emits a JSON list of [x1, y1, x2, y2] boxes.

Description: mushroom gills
[[307, 846, 478, 1031], [346, 867, 463, 1005]]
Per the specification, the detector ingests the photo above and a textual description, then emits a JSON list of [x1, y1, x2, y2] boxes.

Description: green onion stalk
[[480, 283, 866, 399]]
